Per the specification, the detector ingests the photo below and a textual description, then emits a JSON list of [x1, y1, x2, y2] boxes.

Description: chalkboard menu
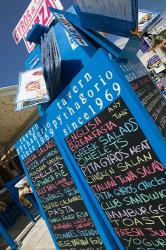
[[65, 97, 166, 250], [24, 138, 105, 250], [131, 75, 166, 139]]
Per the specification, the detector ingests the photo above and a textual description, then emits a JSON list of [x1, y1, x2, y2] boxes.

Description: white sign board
[[12, 0, 63, 53]]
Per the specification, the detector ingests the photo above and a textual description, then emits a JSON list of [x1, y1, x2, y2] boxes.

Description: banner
[[12, 0, 63, 52]]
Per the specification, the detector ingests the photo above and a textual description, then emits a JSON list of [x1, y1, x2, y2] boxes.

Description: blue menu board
[[16, 48, 166, 250], [45, 48, 166, 249], [65, 97, 166, 249], [15, 116, 109, 250]]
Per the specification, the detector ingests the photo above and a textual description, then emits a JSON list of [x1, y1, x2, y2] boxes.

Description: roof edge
[[0, 85, 17, 97]]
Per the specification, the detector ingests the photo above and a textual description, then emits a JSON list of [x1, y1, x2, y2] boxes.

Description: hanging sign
[[12, 0, 63, 52]]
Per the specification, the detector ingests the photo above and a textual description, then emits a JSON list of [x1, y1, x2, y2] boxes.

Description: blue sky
[[0, 0, 72, 88], [0, 0, 166, 88]]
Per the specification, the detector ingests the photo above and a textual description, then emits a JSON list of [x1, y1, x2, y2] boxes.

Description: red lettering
[[27, 9, 32, 21], [23, 15, 29, 27], [20, 20, 26, 34], [16, 25, 22, 38], [24, 153, 37, 165], [115, 227, 144, 237]]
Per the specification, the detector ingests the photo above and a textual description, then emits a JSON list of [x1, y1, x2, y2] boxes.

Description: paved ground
[[16, 218, 55, 250], [0, 213, 56, 250]]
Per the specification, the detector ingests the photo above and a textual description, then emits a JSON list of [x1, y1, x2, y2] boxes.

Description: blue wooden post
[[0, 223, 17, 249]]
